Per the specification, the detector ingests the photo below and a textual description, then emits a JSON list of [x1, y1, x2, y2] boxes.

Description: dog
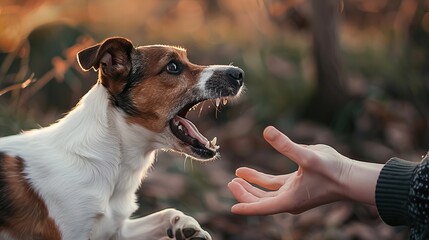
[[0, 37, 244, 240]]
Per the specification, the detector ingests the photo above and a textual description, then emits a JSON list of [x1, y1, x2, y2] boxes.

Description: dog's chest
[[89, 161, 151, 239], [42, 157, 146, 239]]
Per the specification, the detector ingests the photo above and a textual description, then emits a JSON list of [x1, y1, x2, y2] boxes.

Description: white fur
[[196, 67, 214, 94], [0, 84, 210, 240]]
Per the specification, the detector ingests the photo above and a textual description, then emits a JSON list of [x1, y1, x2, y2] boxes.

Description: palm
[[228, 128, 350, 215]]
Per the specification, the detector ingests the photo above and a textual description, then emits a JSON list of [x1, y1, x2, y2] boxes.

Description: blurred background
[[1, 0, 428, 239]]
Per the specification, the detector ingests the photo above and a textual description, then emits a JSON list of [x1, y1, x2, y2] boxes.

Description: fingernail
[[235, 167, 244, 175], [230, 178, 239, 183], [264, 126, 277, 141]]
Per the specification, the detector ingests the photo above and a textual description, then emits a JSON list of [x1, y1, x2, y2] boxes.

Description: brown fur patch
[[125, 46, 205, 132], [0, 153, 61, 240]]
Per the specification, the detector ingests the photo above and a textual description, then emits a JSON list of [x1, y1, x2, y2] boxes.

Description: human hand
[[228, 126, 379, 215]]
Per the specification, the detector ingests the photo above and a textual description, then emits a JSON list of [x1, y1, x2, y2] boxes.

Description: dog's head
[[77, 37, 244, 161]]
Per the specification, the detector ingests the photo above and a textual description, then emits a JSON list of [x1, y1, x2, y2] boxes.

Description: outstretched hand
[[228, 126, 381, 216]]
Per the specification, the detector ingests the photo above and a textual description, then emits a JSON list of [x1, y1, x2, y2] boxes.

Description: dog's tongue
[[173, 115, 219, 150], [174, 115, 209, 146]]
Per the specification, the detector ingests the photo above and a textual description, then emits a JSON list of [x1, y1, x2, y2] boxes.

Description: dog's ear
[[77, 44, 101, 71], [77, 37, 134, 80]]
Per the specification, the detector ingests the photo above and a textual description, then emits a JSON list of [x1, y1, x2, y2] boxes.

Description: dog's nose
[[226, 68, 244, 88]]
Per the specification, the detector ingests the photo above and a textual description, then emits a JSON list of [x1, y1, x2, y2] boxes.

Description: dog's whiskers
[[214, 100, 218, 119], [183, 156, 188, 171], [216, 91, 223, 119], [198, 101, 206, 117], [208, 99, 222, 120], [182, 156, 195, 172]]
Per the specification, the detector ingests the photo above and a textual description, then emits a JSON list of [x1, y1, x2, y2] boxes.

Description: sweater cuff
[[375, 157, 418, 226]]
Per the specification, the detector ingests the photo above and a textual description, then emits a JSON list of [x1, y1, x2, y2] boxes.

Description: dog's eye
[[166, 61, 182, 74]]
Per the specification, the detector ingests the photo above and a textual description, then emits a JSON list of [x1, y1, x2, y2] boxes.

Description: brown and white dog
[[0, 37, 244, 240]]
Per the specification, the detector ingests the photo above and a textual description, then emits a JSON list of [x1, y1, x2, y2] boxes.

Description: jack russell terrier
[[0, 37, 244, 240]]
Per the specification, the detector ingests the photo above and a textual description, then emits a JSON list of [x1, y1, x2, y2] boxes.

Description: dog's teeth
[[205, 142, 211, 149], [207, 137, 219, 150], [222, 98, 228, 105], [178, 125, 183, 131], [215, 98, 221, 107], [174, 120, 179, 126], [210, 137, 217, 146]]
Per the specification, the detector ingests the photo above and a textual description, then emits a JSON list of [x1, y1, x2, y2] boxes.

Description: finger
[[235, 167, 284, 190], [231, 178, 274, 198], [231, 196, 286, 215], [227, 180, 260, 203], [263, 126, 311, 167]]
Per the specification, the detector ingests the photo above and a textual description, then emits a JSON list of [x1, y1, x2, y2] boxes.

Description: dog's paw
[[166, 211, 211, 240]]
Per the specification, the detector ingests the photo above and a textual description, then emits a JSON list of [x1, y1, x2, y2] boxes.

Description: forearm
[[341, 160, 384, 205]]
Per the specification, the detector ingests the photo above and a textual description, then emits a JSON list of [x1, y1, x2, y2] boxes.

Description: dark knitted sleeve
[[375, 154, 429, 240]]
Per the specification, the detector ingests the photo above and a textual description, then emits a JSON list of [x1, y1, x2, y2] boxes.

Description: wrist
[[340, 159, 383, 205]]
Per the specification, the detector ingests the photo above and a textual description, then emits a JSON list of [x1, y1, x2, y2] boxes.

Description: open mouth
[[169, 97, 230, 159]]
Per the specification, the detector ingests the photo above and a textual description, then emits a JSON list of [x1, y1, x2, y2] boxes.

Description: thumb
[[263, 126, 309, 166]]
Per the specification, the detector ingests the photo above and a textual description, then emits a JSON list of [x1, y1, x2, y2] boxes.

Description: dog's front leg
[[113, 208, 211, 240]]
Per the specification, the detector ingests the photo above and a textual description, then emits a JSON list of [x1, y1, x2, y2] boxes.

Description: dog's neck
[[49, 83, 158, 180]]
